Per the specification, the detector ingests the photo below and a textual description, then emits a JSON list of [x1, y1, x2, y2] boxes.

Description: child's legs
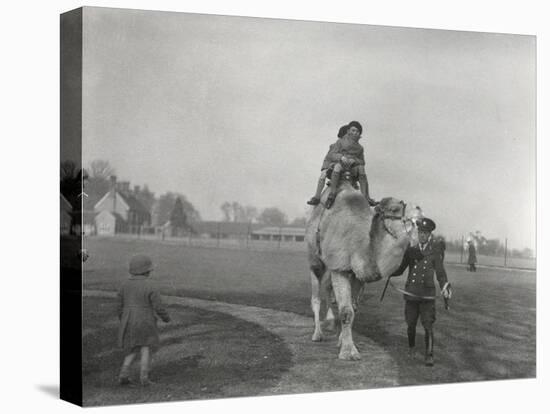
[[119, 350, 138, 378], [139, 346, 152, 380], [313, 170, 328, 198], [329, 163, 343, 194], [352, 165, 371, 199], [352, 165, 366, 176]]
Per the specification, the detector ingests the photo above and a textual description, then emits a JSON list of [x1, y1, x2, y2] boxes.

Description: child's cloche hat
[[129, 254, 154, 275]]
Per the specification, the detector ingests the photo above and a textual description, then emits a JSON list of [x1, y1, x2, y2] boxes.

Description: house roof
[[94, 190, 150, 216], [94, 191, 129, 211], [118, 192, 150, 216]]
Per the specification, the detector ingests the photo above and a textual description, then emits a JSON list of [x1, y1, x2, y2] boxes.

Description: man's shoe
[[140, 378, 156, 387], [425, 354, 434, 366], [118, 377, 134, 386], [307, 197, 320, 206], [408, 347, 416, 358]]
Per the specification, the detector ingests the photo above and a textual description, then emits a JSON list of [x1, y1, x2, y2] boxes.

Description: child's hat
[[347, 121, 363, 135], [337, 125, 348, 138], [129, 254, 154, 275]]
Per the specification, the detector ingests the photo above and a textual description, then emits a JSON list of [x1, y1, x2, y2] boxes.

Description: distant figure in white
[[306, 181, 422, 360]]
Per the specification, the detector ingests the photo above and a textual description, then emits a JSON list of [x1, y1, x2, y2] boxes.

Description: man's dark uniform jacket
[[392, 239, 448, 300]]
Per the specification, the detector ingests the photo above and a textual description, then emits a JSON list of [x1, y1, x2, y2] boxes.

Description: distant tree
[[290, 216, 307, 227], [258, 207, 287, 227], [90, 159, 115, 180], [466, 231, 507, 256], [60, 160, 78, 183], [134, 185, 156, 212], [84, 159, 116, 208], [231, 202, 243, 221], [169, 197, 188, 235], [482, 239, 503, 256], [220, 201, 258, 222], [157, 192, 201, 226], [242, 205, 258, 222], [60, 160, 87, 234], [221, 202, 232, 221], [60, 160, 84, 209]]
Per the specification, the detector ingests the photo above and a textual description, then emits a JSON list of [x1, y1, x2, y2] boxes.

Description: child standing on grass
[[117, 254, 171, 386]]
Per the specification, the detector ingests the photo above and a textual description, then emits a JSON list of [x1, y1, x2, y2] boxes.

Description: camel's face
[[377, 197, 423, 245]]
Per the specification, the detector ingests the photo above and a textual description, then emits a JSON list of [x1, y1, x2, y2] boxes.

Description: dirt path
[[85, 290, 399, 396]]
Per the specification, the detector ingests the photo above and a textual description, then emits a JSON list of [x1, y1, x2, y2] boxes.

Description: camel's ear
[[374, 204, 382, 214]]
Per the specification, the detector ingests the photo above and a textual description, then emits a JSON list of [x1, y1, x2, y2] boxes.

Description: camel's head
[[374, 197, 424, 245]]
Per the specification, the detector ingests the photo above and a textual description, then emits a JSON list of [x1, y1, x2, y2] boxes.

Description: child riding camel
[[307, 121, 376, 209], [306, 124, 347, 206]]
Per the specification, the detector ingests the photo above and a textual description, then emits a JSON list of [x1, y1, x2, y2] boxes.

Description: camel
[[305, 181, 422, 360]]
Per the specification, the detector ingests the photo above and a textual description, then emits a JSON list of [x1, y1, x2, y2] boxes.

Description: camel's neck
[[370, 218, 411, 277]]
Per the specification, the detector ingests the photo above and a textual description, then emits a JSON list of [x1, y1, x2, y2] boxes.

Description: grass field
[[83, 236, 536, 400]]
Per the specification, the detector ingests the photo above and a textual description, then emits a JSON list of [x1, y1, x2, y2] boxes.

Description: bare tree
[[220, 201, 258, 222], [221, 202, 232, 221], [90, 159, 115, 179]]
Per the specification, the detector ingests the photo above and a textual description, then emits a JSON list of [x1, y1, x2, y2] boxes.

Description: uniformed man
[[390, 217, 451, 366]]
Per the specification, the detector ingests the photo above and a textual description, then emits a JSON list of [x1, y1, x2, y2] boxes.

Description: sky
[[81, 6, 536, 250]]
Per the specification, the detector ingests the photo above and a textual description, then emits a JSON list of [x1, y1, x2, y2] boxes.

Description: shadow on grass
[[82, 297, 292, 406]]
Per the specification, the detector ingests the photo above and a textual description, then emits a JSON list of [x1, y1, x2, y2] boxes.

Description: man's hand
[[441, 282, 452, 299]]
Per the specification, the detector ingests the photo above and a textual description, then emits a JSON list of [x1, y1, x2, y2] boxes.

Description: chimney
[[110, 175, 117, 213], [134, 185, 140, 194]]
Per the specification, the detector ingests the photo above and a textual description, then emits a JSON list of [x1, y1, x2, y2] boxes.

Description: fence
[[90, 225, 536, 271], [111, 223, 309, 254]]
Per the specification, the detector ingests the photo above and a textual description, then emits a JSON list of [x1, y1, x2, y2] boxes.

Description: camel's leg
[[323, 278, 337, 332], [311, 271, 324, 342], [325, 304, 337, 332], [332, 271, 361, 360], [351, 278, 365, 312]]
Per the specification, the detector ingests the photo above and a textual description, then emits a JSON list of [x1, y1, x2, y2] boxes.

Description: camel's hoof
[[338, 344, 361, 361], [312, 331, 323, 342]]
